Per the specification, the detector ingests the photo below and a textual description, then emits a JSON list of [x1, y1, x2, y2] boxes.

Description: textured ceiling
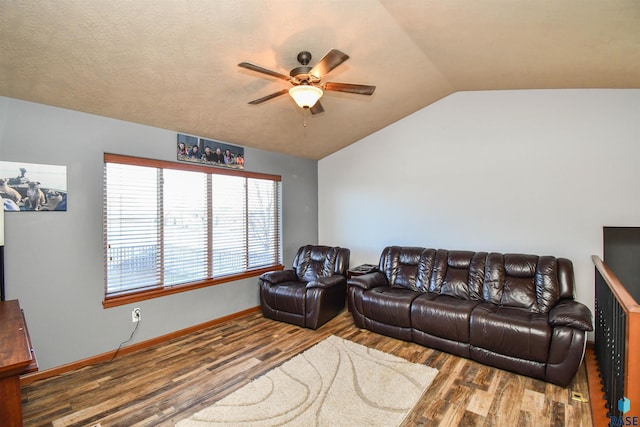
[[1, 0, 638, 159]]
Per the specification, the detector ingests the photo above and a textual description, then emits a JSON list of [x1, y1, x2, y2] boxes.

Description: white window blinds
[[104, 154, 282, 299], [211, 174, 247, 277], [163, 168, 209, 286], [105, 163, 160, 293], [248, 178, 281, 269]]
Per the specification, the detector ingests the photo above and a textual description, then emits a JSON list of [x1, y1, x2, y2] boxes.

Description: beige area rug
[[176, 335, 438, 427]]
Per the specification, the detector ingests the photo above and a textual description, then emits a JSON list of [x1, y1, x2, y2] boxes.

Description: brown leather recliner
[[259, 245, 350, 329], [349, 246, 593, 387]]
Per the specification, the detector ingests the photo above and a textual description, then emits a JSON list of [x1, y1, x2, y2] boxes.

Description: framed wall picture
[[177, 134, 244, 170], [0, 161, 67, 212]]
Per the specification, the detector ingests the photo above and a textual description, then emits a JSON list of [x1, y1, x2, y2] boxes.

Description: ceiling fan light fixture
[[289, 85, 323, 108]]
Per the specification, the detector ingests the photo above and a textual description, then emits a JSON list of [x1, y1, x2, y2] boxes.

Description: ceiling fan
[[238, 49, 376, 114]]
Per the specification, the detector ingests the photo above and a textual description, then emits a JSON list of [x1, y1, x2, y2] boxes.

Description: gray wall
[[0, 96, 318, 370], [319, 89, 640, 337]]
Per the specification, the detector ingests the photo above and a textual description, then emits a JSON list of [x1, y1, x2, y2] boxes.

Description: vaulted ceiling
[[1, 1, 638, 159]]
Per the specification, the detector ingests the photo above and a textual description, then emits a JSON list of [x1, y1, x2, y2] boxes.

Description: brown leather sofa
[[348, 246, 593, 387], [259, 245, 350, 329]]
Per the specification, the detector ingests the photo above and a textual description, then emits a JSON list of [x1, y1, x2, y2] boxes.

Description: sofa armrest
[[259, 269, 298, 285], [348, 271, 388, 290], [306, 275, 346, 289], [549, 300, 594, 331]]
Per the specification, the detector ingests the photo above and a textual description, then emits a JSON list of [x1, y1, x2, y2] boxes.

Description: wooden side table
[[0, 300, 38, 427]]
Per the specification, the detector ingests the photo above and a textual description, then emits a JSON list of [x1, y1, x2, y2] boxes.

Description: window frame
[[102, 153, 283, 308]]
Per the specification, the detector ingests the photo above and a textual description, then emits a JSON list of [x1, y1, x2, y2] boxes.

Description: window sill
[[103, 265, 284, 308]]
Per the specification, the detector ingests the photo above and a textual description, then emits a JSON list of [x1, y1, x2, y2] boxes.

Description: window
[[103, 154, 282, 307]]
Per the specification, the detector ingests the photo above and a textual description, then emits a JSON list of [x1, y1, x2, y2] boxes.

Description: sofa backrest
[[483, 253, 568, 313], [378, 246, 427, 291], [377, 246, 575, 313], [429, 250, 487, 300], [293, 245, 350, 282]]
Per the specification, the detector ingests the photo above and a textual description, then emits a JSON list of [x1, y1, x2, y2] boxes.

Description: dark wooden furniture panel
[[0, 300, 38, 426]]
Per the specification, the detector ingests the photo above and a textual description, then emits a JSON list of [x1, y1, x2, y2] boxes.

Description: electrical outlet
[[132, 308, 141, 323]]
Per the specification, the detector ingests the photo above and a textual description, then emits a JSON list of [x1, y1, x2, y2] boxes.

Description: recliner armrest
[[549, 299, 594, 331], [306, 275, 346, 289], [348, 271, 388, 290], [259, 269, 298, 285]]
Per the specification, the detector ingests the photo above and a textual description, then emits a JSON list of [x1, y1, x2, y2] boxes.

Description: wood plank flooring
[[21, 310, 593, 426]]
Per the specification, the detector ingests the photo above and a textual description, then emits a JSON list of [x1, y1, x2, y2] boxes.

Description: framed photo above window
[[177, 133, 244, 170]]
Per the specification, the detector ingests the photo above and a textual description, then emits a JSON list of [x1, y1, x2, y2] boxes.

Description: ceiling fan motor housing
[[290, 66, 313, 82]]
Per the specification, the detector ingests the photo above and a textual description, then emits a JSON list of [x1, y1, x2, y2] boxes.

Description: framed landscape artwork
[[0, 161, 67, 212], [177, 133, 244, 170]]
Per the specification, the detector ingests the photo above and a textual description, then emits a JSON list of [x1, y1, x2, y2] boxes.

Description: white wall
[[0, 97, 318, 370], [319, 89, 640, 317]]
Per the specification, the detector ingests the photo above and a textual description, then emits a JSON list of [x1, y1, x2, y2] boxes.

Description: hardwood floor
[[21, 310, 593, 426]]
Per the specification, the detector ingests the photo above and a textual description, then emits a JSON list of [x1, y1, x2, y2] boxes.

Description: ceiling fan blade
[[238, 62, 291, 81], [309, 49, 349, 78], [310, 101, 324, 115], [248, 89, 288, 105], [323, 82, 376, 95]]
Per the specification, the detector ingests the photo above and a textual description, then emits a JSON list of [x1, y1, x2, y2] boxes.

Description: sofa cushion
[[469, 303, 551, 363], [483, 253, 560, 313], [260, 282, 306, 315], [411, 294, 481, 343], [361, 287, 419, 327], [379, 246, 433, 291], [429, 250, 486, 300], [294, 245, 341, 282]]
